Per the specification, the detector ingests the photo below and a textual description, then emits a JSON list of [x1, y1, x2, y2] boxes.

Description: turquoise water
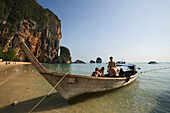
[[0, 62, 170, 113], [43, 63, 109, 75], [42, 63, 134, 75], [42, 62, 170, 113]]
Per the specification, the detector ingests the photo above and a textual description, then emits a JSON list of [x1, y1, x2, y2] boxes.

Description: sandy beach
[[0, 62, 58, 111], [0, 61, 31, 71], [0, 61, 31, 72], [0, 61, 32, 88]]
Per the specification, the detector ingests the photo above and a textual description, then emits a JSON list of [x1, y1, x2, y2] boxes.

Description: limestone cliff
[[55, 46, 71, 63], [0, 0, 62, 62]]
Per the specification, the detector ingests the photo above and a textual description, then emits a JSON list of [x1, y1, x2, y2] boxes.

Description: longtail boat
[[17, 35, 138, 103]]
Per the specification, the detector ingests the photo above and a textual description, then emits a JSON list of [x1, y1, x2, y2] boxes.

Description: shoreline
[[0, 61, 32, 87], [0, 61, 31, 65], [0, 61, 31, 71]]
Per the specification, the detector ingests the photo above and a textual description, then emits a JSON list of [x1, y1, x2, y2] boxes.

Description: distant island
[[96, 57, 102, 63], [90, 60, 95, 63], [72, 60, 86, 64], [90, 57, 102, 63]]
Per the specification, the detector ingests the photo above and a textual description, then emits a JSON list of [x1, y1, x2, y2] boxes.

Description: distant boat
[[17, 36, 138, 103], [116, 60, 126, 64], [148, 61, 157, 64]]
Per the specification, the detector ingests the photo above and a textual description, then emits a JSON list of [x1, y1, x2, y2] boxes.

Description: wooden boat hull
[[40, 72, 138, 101]]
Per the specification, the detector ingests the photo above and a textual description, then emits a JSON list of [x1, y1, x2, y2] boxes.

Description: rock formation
[[55, 46, 71, 63], [96, 57, 102, 63], [0, 0, 62, 62], [90, 60, 95, 63], [73, 60, 86, 64]]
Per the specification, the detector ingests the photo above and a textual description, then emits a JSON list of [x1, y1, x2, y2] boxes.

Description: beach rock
[[0, 0, 62, 63], [11, 101, 19, 106], [96, 57, 102, 63], [90, 60, 95, 63], [65, 60, 71, 64], [47, 94, 51, 97], [73, 60, 86, 64]]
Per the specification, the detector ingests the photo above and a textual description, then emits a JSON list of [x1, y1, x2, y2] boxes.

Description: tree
[[0, 49, 17, 61]]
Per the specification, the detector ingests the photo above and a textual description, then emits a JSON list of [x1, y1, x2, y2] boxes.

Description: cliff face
[[57, 46, 71, 63], [0, 0, 62, 62]]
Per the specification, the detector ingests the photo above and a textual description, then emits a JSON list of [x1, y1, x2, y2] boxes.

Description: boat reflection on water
[[70, 79, 139, 103]]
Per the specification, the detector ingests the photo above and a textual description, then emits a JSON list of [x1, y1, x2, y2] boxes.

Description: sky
[[37, 0, 170, 62]]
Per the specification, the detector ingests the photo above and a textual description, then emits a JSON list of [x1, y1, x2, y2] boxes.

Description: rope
[[28, 72, 70, 113], [140, 67, 170, 74]]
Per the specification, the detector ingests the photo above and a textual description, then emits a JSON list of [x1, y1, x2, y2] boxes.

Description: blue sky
[[37, 0, 170, 62]]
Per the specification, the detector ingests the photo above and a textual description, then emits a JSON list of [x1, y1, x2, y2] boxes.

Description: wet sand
[[0, 63, 60, 113], [0, 62, 31, 71], [0, 62, 31, 86]]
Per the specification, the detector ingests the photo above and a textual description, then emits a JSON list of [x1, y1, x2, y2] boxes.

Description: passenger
[[109, 67, 119, 76], [119, 68, 125, 77], [107, 56, 117, 75], [99, 67, 105, 77], [91, 67, 101, 77]]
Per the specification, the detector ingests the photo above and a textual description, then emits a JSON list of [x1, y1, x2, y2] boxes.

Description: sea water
[[0, 62, 170, 113]]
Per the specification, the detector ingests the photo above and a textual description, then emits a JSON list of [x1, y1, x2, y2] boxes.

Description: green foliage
[[3, 0, 49, 26], [0, 49, 18, 61], [12, 56, 20, 61], [44, 8, 60, 21]]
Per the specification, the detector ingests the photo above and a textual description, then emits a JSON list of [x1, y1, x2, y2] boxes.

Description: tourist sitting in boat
[[99, 67, 105, 76], [119, 68, 125, 77], [109, 67, 119, 76], [91, 67, 101, 77]]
